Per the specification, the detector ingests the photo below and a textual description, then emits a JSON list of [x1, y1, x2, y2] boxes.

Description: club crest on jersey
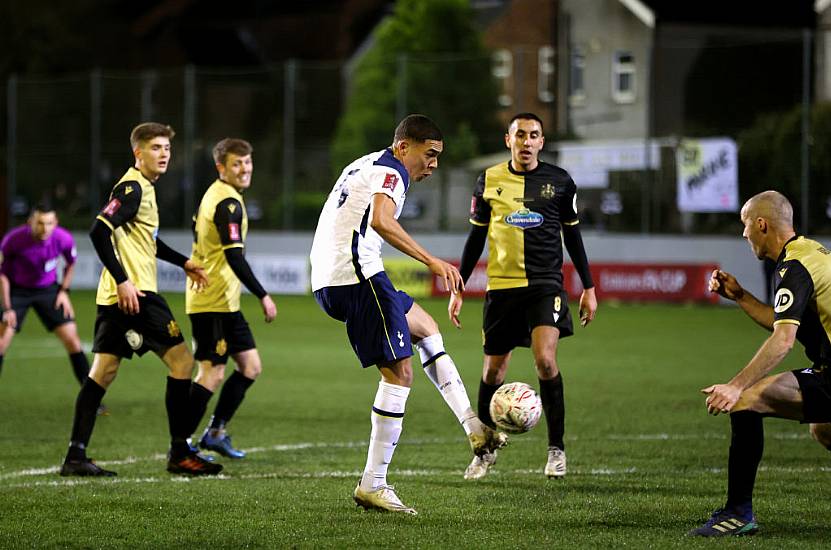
[[167, 320, 181, 338], [102, 198, 121, 217], [229, 223, 241, 241], [540, 183, 556, 199], [382, 173, 399, 191], [505, 209, 544, 229]]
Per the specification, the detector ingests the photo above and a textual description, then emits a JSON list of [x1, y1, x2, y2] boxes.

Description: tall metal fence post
[[800, 27, 812, 235], [183, 65, 196, 226], [283, 59, 297, 230], [396, 54, 408, 121], [90, 68, 102, 209], [6, 74, 17, 224]]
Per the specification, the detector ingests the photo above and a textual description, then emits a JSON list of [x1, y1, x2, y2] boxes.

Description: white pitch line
[[5, 464, 831, 491], [0, 432, 818, 483]]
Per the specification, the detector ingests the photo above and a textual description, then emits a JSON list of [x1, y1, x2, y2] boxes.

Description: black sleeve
[[155, 237, 188, 268], [459, 224, 488, 284], [562, 223, 594, 289], [469, 172, 491, 225], [224, 248, 267, 299], [97, 181, 142, 229], [89, 219, 129, 284], [213, 198, 245, 246]]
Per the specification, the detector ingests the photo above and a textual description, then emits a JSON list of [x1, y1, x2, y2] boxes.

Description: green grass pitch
[[0, 292, 829, 548]]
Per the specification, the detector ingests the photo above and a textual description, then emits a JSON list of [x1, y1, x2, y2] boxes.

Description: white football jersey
[[310, 148, 409, 291]]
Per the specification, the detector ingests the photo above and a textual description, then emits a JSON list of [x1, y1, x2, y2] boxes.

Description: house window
[[612, 50, 636, 104], [569, 46, 585, 106], [492, 49, 513, 107], [538, 45, 555, 103]]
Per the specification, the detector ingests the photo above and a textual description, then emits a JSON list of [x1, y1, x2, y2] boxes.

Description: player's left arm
[[156, 238, 209, 291], [214, 198, 276, 322], [54, 231, 77, 316], [560, 179, 596, 326]]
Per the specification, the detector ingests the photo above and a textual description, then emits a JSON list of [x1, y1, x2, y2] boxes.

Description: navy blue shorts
[[189, 311, 256, 365], [793, 366, 831, 423], [314, 272, 414, 368]]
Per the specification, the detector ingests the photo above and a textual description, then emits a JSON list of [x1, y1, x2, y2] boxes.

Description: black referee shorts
[[9, 283, 73, 332], [483, 285, 573, 356], [189, 311, 256, 365], [92, 292, 185, 358]]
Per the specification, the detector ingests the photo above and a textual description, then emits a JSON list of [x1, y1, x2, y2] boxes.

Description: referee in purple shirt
[[0, 203, 93, 389]]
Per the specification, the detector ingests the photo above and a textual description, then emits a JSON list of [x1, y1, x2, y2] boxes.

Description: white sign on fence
[[676, 138, 738, 213]]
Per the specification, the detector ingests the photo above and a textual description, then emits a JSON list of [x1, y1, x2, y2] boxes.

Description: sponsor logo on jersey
[[505, 209, 544, 229], [540, 183, 555, 199], [779, 268, 788, 278], [102, 198, 121, 217], [382, 173, 398, 191], [773, 288, 794, 314], [229, 223, 241, 241], [513, 197, 534, 203], [228, 203, 237, 214], [124, 184, 134, 195], [496, 187, 503, 196]]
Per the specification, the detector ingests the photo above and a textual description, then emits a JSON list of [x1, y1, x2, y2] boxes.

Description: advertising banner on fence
[[431, 261, 719, 303], [71, 253, 310, 295], [676, 138, 738, 213]]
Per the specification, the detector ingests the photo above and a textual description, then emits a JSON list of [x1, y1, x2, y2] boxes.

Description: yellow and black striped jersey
[[470, 160, 579, 291], [773, 236, 831, 367], [186, 179, 248, 313], [95, 167, 159, 305]]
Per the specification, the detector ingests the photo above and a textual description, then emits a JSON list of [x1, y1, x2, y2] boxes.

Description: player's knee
[[534, 357, 559, 379], [810, 424, 831, 450], [240, 361, 262, 380]]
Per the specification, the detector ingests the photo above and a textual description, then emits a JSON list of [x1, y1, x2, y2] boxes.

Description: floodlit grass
[[1, 292, 829, 548]]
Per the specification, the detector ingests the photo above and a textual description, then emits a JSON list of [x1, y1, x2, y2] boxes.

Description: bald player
[[689, 190, 831, 537]]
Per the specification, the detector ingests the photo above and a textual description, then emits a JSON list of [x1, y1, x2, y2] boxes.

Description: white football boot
[[544, 446, 567, 479], [463, 450, 498, 480], [353, 484, 417, 515]]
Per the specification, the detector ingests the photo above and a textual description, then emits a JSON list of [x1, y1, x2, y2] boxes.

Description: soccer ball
[[489, 382, 542, 434]]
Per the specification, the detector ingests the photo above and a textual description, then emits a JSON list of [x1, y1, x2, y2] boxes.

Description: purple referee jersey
[[0, 225, 77, 289]]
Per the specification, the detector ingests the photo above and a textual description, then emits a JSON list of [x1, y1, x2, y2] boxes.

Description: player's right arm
[[370, 193, 463, 294], [709, 269, 773, 330], [90, 181, 144, 314], [0, 273, 16, 329]]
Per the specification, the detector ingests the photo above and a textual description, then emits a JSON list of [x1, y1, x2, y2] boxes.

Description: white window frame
[[492, 49, 513, 107], [569, 45, 586, 107], [537, 45, 555, 103], [611, 50, 636, 104]]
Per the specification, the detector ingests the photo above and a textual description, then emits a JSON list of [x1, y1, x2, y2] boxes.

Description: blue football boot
[[199, 427, 246, 459], [688, 507, 759, 537]]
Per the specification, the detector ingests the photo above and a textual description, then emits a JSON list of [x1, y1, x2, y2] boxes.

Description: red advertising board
[[431, 261, 720, 303]]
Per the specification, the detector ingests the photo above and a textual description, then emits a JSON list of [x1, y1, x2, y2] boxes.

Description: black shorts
[[793, 366, 831, 423], [9, 283, 72, 332], [189, 311, 256, 365], [92, 292, 185, 359], [483, 285, 573, 356]]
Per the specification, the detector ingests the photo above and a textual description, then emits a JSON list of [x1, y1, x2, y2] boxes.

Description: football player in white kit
[[310, 114, 507, 515]]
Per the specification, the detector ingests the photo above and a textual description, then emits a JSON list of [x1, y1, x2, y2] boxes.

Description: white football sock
[[415, 334, 478, 436], [360, 381, 410, 492]]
